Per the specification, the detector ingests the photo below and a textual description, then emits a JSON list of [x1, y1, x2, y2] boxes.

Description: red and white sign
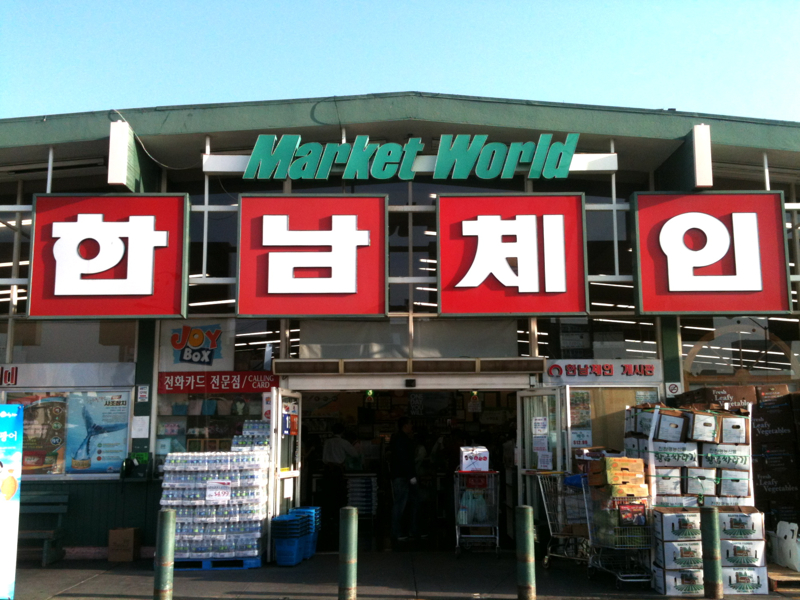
[[157, 371, 278, 394], [439, 195, 586, 315], [29, 195, 187, 317], [238, 196, 386, 316], [635, 192, 789, 314]]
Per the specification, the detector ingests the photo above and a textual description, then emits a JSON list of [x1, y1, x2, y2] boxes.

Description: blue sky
[[1, 1, 798, 122]]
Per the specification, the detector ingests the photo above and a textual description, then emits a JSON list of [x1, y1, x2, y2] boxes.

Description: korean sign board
[[26, 191, 788, 319]]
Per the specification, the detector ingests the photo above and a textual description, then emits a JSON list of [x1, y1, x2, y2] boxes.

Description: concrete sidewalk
[[13, 552, 793, 600]]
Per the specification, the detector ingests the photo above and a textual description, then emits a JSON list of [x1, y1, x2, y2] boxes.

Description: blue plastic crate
[[274, 538, 303, 566]]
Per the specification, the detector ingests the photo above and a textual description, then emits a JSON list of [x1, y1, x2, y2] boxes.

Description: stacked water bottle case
[[161, 447, 270, 568]]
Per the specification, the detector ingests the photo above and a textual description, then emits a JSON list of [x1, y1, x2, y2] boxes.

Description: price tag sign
[[206, 480, 231, 504], [570, 429, 593, 448]]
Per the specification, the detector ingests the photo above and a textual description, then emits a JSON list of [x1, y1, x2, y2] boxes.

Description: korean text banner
[[29, 195, 187, 318], [238, 196, 386, 316], [0, 405, 23, 600], [439, 195, 587, 315], [635, 192, 789, 314]]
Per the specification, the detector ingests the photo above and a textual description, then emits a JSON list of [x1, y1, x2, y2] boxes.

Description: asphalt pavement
[[13, 551, 796, 600]]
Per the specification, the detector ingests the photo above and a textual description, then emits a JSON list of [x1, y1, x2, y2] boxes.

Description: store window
[[9, 320, 136, 363], [6, 389, 132, 477], [680, 316, 800, 388], [536, 316, 657, 360], [154, 318, 279, 466]]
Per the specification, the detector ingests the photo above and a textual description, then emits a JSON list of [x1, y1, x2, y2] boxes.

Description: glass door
[[516, 387, 570, 506]]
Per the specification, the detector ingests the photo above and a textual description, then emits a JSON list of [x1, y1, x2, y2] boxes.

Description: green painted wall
[[21, 480, 163, 546]]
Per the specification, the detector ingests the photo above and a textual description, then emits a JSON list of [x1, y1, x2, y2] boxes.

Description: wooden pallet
[[172, 556, 262, 571], [768, 564, 800, 592]]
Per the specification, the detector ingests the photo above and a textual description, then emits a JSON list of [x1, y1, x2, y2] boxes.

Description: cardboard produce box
[[655, 496, 699, 508], [636, 410, 656, 436], [651, 566, 704, 597], [588, 456, 645, 475], [652, 467, 682, 496], [679, 386, 756, 409], [623, 436, 641, 459], [588, 470, 644, 487], [705, 496, 754, 507], [717, 506, 764, 540], [686, 410, 720, 443], [108, 527, 141, 562], [720, 415, 749, 445], [756, 384, 790, 403], [653, 507, 702, 542], [752, 394, 796, 446], [720, 539, 765, 567], [608, 483, 648, 498], [460, 446, 489, 471], [655, 540, 703, 569], [719, 469, 750, 497], [685, 467, 717, 497], [701, 443, 750, 469], [722, 566, 768, 595], [648, 441, 699, 468], [654, 410, 688, 442]]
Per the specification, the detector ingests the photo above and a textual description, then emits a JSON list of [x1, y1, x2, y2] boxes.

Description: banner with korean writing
[[0, 405, 23, 600], [64, 391, 131, 474], [158, 371, 278, 394], [543, 359, 663, 385]]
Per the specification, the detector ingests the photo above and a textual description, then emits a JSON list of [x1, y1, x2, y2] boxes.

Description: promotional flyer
[[5, 393, 67, 475], [64, 391, 131, 474], [0, 405, 23, 600]]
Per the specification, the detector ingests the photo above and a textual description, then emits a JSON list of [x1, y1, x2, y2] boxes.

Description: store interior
[[155, 384, 660, 551]]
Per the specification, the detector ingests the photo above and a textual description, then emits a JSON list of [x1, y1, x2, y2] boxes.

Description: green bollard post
[[515, 505, 536, 600], [339, 506, 358, 600], [700, 506, 723, 599], [154, 509, 176, 600]]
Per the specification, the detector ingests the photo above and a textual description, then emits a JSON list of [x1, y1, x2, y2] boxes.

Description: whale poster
[[64, 391, 130, 474]]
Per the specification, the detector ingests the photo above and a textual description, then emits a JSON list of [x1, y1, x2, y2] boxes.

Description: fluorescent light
[[416, 287, 437, 292], [236, 331, 274, 337], [424, 231, 437, 236], [419, 259, 437, 264], [188, 299, 235, 307], [0, 261, 29, 267], [589, 282, 634, 289]]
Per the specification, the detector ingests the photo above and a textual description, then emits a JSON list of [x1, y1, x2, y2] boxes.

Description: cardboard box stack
[[627, 396, 766, 595], [586, 457, 649, 547], [749, 385, 800, 529]]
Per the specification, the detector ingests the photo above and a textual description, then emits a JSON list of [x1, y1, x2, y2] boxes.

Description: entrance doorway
[[300, 388, 519, 552]]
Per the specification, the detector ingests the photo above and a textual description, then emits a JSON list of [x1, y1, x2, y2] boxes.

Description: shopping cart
[[454, 471, 499, 556], [582, 478, 652, 589], [536, 472, 589, 568]]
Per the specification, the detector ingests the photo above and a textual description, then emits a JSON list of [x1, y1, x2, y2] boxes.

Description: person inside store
[[321, 422, 361, 543], [389, 417, 418, 543]]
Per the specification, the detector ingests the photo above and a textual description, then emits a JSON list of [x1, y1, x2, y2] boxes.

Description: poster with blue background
[[65, 392, 130, 474], [0, 405, 23, 600]]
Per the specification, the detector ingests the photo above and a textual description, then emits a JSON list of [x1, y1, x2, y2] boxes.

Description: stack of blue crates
[[271, 514, 305, 566], [290, 507, 321, 558]]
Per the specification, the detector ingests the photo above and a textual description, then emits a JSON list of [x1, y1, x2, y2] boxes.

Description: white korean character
[[264, 215, 370, 293], [52, 214, 168, 295]]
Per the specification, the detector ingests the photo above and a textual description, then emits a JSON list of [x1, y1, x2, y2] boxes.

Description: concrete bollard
[[154, 508, 176, 600], [515, 505, 536, 600], [700, 506, 723, 599], [339, 506, 358, 600]]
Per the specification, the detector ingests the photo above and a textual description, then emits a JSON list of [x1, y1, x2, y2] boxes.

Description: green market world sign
[[243, 133, 579, 181]]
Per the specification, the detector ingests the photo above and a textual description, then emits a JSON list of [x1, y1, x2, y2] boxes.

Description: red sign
[[439, 195, 586, 315], [635, 192, 789, 314], [158, 371, 278, 394], [29, 195, 187, 317], [238, 196, 386, 316]]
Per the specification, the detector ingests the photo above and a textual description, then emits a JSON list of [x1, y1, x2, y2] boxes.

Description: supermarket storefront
[[0, 92, 799, 552]]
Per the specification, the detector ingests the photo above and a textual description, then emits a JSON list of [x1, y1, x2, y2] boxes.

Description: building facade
[[0, 92, 798, 548]]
